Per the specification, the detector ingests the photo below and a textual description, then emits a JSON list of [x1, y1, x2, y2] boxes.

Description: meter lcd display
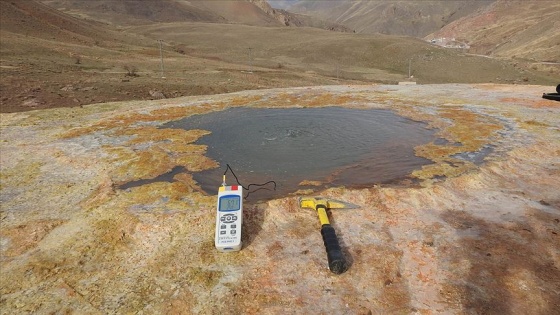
[[219, 195, 240, 211]]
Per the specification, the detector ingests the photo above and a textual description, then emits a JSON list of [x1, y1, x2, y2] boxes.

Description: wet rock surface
[[1, 84, 559, 314]]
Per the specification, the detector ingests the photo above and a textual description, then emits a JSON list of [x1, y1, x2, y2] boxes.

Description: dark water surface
[[162, 107, 436, 199]]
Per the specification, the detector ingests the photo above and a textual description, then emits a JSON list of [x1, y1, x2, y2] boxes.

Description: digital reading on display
[[219, 195, 240, 211]]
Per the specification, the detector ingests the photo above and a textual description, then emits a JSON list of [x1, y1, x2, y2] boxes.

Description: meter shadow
[[241, 201, 267, 248]]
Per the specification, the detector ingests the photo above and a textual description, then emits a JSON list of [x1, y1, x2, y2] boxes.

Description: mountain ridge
[[426, 0, 560, 62], [287, 0, 494, 37], [40, 0, 352, 32], [1, 0, 557, 113], [286, 0, 560, 63]]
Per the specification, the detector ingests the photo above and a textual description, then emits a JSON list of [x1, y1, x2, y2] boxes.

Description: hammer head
[[299, 197, 357, 210]]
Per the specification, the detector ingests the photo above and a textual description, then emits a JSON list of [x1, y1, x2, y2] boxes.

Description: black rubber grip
[[321, 224, 348, 274]]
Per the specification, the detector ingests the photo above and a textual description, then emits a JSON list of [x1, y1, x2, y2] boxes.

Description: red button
[[231, 185, 238, 190]]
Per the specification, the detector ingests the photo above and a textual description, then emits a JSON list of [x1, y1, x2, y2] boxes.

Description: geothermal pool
[[163, 107, 436, 198], [3, 84, 558, 314]]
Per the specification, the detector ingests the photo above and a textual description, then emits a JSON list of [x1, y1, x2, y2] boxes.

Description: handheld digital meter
[[215, 184, 243, 252]]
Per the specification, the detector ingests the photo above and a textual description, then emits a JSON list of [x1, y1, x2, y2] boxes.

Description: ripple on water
[[161, 107, 437, 199]]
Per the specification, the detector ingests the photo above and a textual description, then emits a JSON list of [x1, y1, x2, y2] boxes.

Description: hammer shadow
[[328, 210, 354, 270]]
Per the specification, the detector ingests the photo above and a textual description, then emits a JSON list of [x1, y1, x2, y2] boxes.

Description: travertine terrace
[[1, 84, 559, 314]]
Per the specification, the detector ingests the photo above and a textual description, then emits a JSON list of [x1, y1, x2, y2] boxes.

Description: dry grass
[[1, 1, 558, 113]]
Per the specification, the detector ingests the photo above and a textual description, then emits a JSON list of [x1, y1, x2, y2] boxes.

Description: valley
[[1, 1, 559, 314], [1, 0, 557, 113]]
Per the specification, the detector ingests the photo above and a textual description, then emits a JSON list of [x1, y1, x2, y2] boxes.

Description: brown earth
[[287, 0, 560, 65], [427, 0, 560, 63], [1, 84, 559, 314], [1, 0, 558, 114], [40, 0, 352, 31], [288, 0, 495, 37]]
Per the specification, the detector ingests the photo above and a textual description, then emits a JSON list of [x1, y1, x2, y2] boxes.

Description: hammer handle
[[321, 224, 348, 274]]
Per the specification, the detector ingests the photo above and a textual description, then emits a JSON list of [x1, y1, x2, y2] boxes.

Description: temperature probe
[[215, 175, 243, 252]]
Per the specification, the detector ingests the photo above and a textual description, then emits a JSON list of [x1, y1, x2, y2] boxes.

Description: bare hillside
[[40, 0, 351, 31], [131, 22, 549, 86], [268, 0, 299, 9], [427, 0, 560, 63], [1, 0, 557, 113], [0, 0, 128, 44], [41, 0, 285, 26], [190, 0, 278, 26], [40, 0, 227, 25], [289, 0, 494, 37]]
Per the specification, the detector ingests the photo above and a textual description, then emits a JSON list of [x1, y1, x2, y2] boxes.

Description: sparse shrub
[[277, 63, 284, 69], [123, 65, 139, 77], [71, 53, 81, 64]]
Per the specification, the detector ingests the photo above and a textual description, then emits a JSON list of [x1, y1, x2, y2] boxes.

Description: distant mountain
[[248, 0, 352, 31], [426, 0, 560, 62], [288, 0, 495, 37], [41, 0, 351, 32], [268, 0, 299, 9]]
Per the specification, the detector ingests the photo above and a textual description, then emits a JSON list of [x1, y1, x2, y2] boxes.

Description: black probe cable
[[223, 164, 277, 199]]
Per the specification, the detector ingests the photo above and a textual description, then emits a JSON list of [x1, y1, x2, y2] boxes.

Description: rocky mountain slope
[[288, 0, 495, 37], [40, 0, 227, 25], [0, 0, 352, 113], [268, 0, 299, 9], [41, 0, 350, 31], [0, 0, 133, 45], [1, 0, 556, 113], [247, 0, 350, 30], [287, 0, 560, 63], [426, 0, 560, 62]]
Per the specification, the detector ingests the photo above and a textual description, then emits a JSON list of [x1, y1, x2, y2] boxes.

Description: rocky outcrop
[[289, 0, 495, 37], [247, 0, 275, 15], [426, 0, 560, 62], [248, 0, 293, 26], [248, 0, 352, 31]]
